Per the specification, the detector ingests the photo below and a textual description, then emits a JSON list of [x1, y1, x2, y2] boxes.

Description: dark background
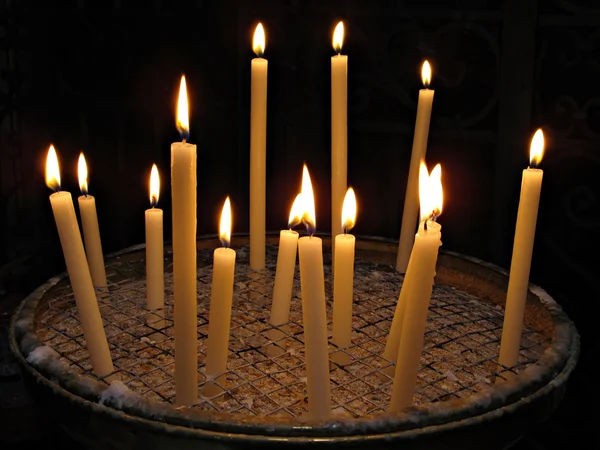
[[0, 0, 597, 448]]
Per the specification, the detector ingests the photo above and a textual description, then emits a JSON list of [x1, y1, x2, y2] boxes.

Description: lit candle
[[205, 197, 236, 378], [145, 164, 164, 311], [396, 61, 435, 273], [332, 187, 357, 348], [499, 129, 545, 373], [269, 193, 303, 326], [45, 146, 113, 376], [390, 162, 443, 412], [77, 153, 107, 289], [297, 165, 331, 419], [331, 21, 348, 246], [172, 76, 198, 406], [250, 23, 268, 270]]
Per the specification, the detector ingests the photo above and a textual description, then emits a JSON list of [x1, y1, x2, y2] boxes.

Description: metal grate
[[35, 245, 549, 418]]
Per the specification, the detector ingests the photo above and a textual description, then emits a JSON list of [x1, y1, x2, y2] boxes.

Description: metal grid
[[35, 245, 549, 418]]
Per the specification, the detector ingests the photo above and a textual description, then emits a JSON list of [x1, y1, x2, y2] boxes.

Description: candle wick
[[182, 138, 187, 144], [424, 220, 428, 231]]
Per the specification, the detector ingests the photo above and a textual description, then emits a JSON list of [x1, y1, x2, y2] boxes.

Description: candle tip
[[333, 21, 344, 54], [45, 144, 61, 192]]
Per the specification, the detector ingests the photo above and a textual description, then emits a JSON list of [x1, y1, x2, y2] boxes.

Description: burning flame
[[78, 152, 88, 195], [422, 61, 431, 88], [333, 21, 344, 54], [419, 162, 443, 223], [288, 193, 305, 229], [219, 197, 232, 248], [253, 23, 265, 57], [529, 129, 544, 168], [149, 164, 160, 207], [176, 75, 189, 141], [341, 187, 357, 233], [301, 164, 316, 235], [45, 145, 61, 192]]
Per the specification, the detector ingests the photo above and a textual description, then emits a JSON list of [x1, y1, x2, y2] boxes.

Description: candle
[[45, 146, 113, 376], [499, 129, 545, 373], [250, 23, 268, 270], [269, 193, 303, 326], [77, 153, 107, 289], [396, 61, 435, 273], [172, 76, 198, 406], [205, 197, 237, 379], [145, 164, 164, 311], [332, 187, 357, 348], [390, 162, 443, 412], [331, 21, 348, 245], [297, 165, 331, 419]]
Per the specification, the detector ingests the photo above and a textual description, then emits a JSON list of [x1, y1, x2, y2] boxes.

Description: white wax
[[50, 191, 113, 376], [332, 233, 355, 348], [331, 54, 348, 243], [78, 195, 107, 288], [298, 236, 331, 419], [250, 57, 268, 270], [171, 140, 198, 406], [396, 88, 435, 272], [145, 208, 164, 310], [270, 230, 299, 326]]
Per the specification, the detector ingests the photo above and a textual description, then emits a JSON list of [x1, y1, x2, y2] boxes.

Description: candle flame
[[341, 187, 357, 233], [333, 21, 344, 54], [301, 164, 316, 235], [529, 129, 544, 168], [176, 75, 190, 141], [45, 145, 61, 192], [219, 196, 232, 248], [288, 193, 304, 229], [78, 152, 88, 195], [422, 61, 431, 88], [149, 164, 160, 207], [419, 162, 443, 223], [253, 23, 265, 57]]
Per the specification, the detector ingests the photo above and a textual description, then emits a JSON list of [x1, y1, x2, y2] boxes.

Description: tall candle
[[397, 61, 435, 273], [331, 21, 348, 245], [45, 146, 113, 377], [250, 23, 268, 270], [77, 153, 107, 289], [172, 76, 198, 406], [145, 164, 164, 311], [297, 165, 331, 419], [270, 193, 303, 326], [332, 187, 357, 348], [499, 129, 545, 372], [205, 198, 237, 378], [390, 163, 443, 412]]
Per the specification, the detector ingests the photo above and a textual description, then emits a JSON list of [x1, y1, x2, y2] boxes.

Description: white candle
[[205, 198, 237, 378], [270, 193, 303, 326], [250, 23, 268, 270], [499, 129, 545, 372], [297, 165, 331, 419], [145, 164, 164, 311], [332, 188, 357, 348], [77, 153, 107, 289], [172, 76, 198, 406], [331, 21, 348, 244], [397, 61, 435, 273], [390, 163, 443, 412], [45, 146, 113, 377]]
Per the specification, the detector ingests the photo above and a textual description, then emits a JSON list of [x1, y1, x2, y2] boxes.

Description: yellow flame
[[333, 21, 344, 54], [341, 187, 357, 232], [288, 193, 304, 228], [176, 75, 189, 139], [529, 129, 544, 167], [419, 162, 443, 223], [78, 152, 88, 194], [219, 196, 232, 247], [301, 164, 316, 232], [149, 164, 160, 206], [45, 145, 61, 192], [422, 61, 431, 88], [253, 23, 265, 57]]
